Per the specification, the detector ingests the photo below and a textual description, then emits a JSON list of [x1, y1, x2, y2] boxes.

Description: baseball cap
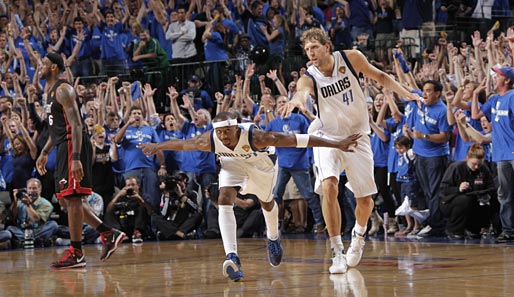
[[189, 75, 201, 83], [492, 66, 514, 82]]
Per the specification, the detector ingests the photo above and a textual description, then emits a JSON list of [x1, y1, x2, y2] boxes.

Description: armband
[[72, 152, 81, 160], [295, 134, 310, 148]]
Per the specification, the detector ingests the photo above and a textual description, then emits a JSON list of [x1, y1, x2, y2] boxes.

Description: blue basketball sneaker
[[267, 238, 283, 267], [222, 253, 244, 281]]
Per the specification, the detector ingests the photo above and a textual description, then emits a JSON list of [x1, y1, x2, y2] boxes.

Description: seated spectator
[[151, 173, 202, 240], [440, 144, 497, 240], [104, 176, 152, 244], [5, 178, 58, 248], [203, 182, 264, 239]]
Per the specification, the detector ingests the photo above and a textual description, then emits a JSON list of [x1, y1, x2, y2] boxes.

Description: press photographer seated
[[1, 178, 58, 248], [104, 176, 152, 244], [151, 173, 202, 240], [203, 182, 264, 239], [440, 144, 498, 240]]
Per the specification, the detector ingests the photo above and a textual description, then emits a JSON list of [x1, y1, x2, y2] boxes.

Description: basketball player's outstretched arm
[[280, 76, 314, 118], [57, 83, 86, 182], [138, 131, 212, 156], [345, 50, 420, 102], [251, 129, 362, 152]]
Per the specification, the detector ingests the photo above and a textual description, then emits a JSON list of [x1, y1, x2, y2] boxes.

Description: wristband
[[273, 78, 279, 82], [72, 152, 80, 160], [295, 134, 310, 148]]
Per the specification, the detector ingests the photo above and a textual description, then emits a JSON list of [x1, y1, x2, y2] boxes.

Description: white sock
[[354, 223, 367, 237], [262, 202, 279, 241], [329, 235, 344, 252], [218, 205, 237, 255]]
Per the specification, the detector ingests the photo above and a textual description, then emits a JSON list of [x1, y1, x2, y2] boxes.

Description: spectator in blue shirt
[[114, 106, 167, 210], [404, 80, 452, 237], [66, 17, 93, 77], [471, 67, 514, 242]]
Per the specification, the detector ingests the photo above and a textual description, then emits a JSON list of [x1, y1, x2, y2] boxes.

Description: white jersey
[[306, 50, 370, 140], [212, 123, 276, 201], [211, 122, 272, 167]]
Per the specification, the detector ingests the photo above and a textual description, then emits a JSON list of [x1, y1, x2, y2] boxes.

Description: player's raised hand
[[337, 133, 362, 152], [278, 100, 301, 119], [137, 143, 161, 156]]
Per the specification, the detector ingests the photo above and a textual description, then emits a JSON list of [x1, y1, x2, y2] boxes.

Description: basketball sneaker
[[51, 246, 86, 269], [329, 248, 347, 274], [100, 228, 126, 262], [346, 229, 365, 267], [267, 238, 283, 266], [223, 253, 244, 281]]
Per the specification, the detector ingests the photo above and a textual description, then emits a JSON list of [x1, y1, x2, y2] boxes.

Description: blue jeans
[[497, 160, 514, 235], [124, 167, 160, 210], [273, 167, 324, 226], [416, 155, 448, 230], [6, 220, 58, 241]]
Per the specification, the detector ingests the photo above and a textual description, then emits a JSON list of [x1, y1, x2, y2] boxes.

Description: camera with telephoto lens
[[160, 175, 179, 193], [15, 189, 27, 200], [126, 188, 135, 196]]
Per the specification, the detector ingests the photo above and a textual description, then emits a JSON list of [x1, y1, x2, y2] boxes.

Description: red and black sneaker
[[100, 228, 126, 262], [51, 246, 86, 269]]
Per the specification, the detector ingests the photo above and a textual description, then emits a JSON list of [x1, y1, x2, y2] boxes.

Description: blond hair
[[300, 28, 333, 51]]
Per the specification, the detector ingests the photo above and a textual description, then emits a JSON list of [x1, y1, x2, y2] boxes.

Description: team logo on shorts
[[59, 178, 68, 191], [242, 145, 250, 152], [338, 66, 346, 74]]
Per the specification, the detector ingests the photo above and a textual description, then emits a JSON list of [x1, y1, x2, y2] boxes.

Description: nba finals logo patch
[[242, 145, 250, 152], [338, 66, 346, 74], [59, 178, 67, 191], [50, 91, 55, 98]]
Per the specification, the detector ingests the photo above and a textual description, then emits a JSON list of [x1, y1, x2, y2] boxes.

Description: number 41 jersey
[[305, 50, 370, 140]]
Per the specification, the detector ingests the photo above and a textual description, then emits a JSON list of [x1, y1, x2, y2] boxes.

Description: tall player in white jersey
[[138, 112, 361, 281], [281, 28, 420, 274]]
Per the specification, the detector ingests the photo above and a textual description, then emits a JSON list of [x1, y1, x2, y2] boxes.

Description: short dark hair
[[423, 80, 443, 93], [394, 136, 412, 148]]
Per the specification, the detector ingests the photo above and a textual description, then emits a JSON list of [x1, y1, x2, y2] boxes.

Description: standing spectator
[[114, 105, 166, 210], [99, 9, 127, 76], [65, 17, 93, 77], [166, 6, 197, 80], [471, 67, 514, 242], [91, 124, 118, 210], [404, 80, 452, 238], [330, 3, 352, 51], [133, 29, 170, 112], [266, 96, 325, 233], [348, 0, 376, 44], [202, 21, 229, 94], [179, 75, 214, 113]]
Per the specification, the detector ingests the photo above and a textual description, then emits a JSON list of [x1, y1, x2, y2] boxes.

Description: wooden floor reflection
[[1, 236, 514, 296]]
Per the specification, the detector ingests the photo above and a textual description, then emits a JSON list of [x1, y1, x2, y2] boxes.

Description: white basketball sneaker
[[346, 229, 365, 267], [329, 249, 347, 274]]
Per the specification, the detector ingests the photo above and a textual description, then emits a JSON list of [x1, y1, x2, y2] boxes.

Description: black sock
[[71, 241, 82, 252], [96, 223, 111, 233]]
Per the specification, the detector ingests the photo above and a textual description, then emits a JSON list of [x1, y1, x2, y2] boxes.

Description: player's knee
[[357, 196, 373, 209]]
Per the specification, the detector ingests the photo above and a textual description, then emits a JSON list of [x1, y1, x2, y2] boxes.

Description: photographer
[[151, 173, 202, 240], [5, 178, 58, 247], [203, 182, 264, 239], [105, 176, 152, 244]]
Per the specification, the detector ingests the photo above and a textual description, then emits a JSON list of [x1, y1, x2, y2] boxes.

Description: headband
[[212, 119, 238, 128]]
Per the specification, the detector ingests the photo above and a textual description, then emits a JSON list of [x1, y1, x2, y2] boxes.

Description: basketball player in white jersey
[[281, 28, 420, 274], [138, 112, 361, 281]]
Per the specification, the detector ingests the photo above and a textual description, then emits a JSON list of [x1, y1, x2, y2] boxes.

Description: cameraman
[[204, 182, 264, 239], [151, 173, 202, 240], [5, 178, 58, 247], [105, 176, 152, 244]]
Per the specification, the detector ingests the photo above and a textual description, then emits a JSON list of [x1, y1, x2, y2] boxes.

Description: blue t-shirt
[[100, 22, 126, 60], [412, 99, 452, 157], [268, 26, 285, 58], [453, 103, 483, 161], [396, 149, 417, 182], [204, 31, 229, 61], [370, 129, 389, 168], [385, 116, 406, 173], [0, 139, 13, 183], [481, 90, 514, 161], [121, 125, 161, 171], [180, 121, 216, 174], [349, 0, 374, 29], [157, 126, 184, 171], [265, 113, 311, 169]]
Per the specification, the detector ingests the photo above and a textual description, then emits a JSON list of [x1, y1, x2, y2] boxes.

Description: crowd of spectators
[[0, 0, 514, 250]]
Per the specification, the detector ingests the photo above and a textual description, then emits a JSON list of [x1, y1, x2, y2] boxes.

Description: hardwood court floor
[[1, 235, 514, 297]]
